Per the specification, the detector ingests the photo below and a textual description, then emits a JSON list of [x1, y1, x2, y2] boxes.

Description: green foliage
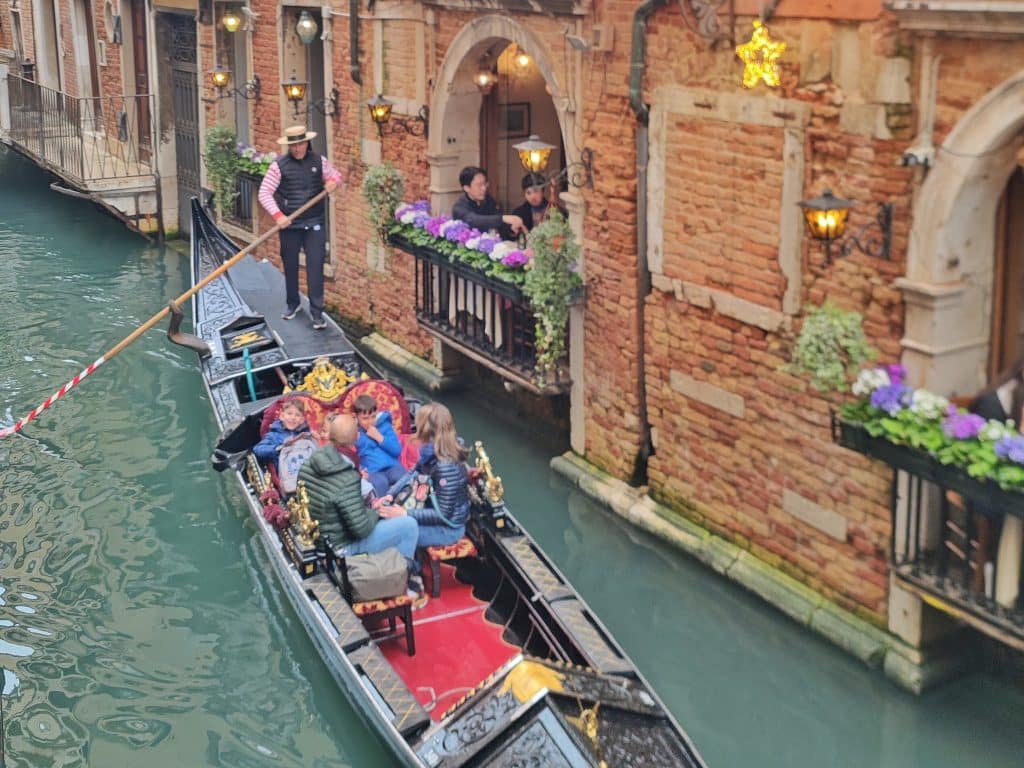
[[523, 210, 583, 383], [361, 163, 405, 243], [786, 302, 876, 392], [391, 223, 528, 286], [203, 126, 240, 217]]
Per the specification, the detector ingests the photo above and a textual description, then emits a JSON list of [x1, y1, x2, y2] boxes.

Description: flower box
[[832, 414, 1024, 519]]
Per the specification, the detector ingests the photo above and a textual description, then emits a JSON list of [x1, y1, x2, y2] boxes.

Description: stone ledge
[[354, 332, 460, 393], [550, 451, 952, 693]]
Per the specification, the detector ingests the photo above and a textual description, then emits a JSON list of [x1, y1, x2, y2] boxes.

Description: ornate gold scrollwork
[[288, 356, 357, 401], [569, 699, 607, 768], [287, 480, 319, 548], [246, 454, 266, 493], [228, 330, 268, 350], [474, 441, 504, 505]]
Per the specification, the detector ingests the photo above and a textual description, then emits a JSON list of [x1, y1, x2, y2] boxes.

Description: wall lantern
[[295, 9, 318, 45], [511, 43, 530, 70], [208, 64, 261, 100], [281, 73, 338, 118], [221, 8, 241, 32], [798, 189, 892, 264], [512, 134, 595, 189], [366, 94, 428, 138]]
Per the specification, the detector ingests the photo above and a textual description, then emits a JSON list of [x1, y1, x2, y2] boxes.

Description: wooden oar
[[0, 190, 330, 439]]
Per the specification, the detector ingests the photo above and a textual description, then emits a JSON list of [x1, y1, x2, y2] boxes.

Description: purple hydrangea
[[444, 221, 471, 242], [457, 227, 480, 245], [501, 249, 530, 268], [886, 364, 907, 385], [870, 383, 910, 415], [942, 409, 987, 440], [995, 435, 1024, 464], [425, 215, 450, 238], [412, 210, 431, 227], [475, 235, 500, 255]]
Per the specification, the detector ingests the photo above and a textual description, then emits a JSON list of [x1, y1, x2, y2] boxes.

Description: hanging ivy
[[524, 209, 583, 385], [785, 301, 877, 392], [203, 125, 240, 217], [361, 162, 405, 244]]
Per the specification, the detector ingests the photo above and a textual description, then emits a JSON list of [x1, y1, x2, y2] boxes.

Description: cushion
[[426, 538, 478, 561], [352, 593, 414, 616]]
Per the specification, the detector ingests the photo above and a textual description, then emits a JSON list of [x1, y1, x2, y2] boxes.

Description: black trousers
[[279, 223, 326, 318]]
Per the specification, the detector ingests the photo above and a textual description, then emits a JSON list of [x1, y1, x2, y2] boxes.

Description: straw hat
[[277, 125, 317, 145]]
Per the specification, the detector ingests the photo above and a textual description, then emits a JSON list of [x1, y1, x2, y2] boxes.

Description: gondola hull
[[185, 199, 707, 767]]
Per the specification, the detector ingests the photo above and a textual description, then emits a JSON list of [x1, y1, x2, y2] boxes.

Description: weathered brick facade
[[8, 0, 1024, 655]]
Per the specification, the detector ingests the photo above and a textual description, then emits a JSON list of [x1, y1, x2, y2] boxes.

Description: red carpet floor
[[374, 563, 519, 720]]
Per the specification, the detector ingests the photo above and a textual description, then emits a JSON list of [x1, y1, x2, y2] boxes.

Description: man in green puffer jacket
[[298, 414, 419, 566]]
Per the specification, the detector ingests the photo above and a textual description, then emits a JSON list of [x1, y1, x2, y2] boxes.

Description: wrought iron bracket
[[292, 86, 340, 118], [547, 147, 594, 190], [218, 75, 261, 101], [825, 202, 893, 265], [375, 105, 429, 139]]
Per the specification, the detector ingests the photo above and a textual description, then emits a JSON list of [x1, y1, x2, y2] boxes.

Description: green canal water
[[0, 148, 1021, 766]]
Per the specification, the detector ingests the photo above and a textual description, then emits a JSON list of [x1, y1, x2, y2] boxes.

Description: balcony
[[833, 416, 1024, 650], [6, 75, 155, 188], [390, 233, 571, 395]]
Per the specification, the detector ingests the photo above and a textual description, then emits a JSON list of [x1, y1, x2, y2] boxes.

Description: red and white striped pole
[[0, 190, 329, 439]]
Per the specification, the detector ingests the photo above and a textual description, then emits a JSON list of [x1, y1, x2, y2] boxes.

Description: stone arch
[[901, 71, 1024, 395], [426, 15, 588, 452]]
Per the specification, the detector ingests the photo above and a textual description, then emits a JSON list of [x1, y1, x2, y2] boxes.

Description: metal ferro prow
[[474, 440, 505, 504]]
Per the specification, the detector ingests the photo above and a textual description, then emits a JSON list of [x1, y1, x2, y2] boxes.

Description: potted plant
[[203, 125, 240, 218]]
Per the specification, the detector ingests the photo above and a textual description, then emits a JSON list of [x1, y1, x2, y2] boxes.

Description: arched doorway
[[900, 71, 1024, 397], [428, 16, 588, 452]]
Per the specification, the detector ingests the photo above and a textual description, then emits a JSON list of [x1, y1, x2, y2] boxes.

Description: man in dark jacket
[[298, 415, 418, 562], [451, 166, 524, 240]]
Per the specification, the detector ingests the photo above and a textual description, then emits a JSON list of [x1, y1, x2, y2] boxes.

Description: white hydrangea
[[465, 236, 481, 250], [489, 241, 516, 263], [852, 367, 890, 396], [399, 210, 418, 224], [979, 419, 1017, 443], [909, 389, 949, 420]]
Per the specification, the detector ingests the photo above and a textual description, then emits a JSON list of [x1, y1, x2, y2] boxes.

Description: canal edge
[[550, 451, 971, 694]]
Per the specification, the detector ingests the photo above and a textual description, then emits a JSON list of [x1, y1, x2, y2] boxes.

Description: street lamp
[[281, 73, 338, 118], [512, 134, 594, 189], [221, 8, 241, 33], [798, 189, 892, 264], [296, 9, 318, 44], [282, 72, 308, 103], [366, 94, 428, 139], [208, 64, 261, 100]]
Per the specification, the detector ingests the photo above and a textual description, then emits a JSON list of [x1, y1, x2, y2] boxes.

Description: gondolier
[[258, 125, 343, 330]]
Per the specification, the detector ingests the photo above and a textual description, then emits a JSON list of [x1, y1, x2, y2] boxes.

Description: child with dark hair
[[353, 394, 407, 498], [512, 172, 566, 232]]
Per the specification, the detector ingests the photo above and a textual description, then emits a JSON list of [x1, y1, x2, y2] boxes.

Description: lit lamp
[[282, 72, 308, 103], [208, 63, 231, 89], [367, 93, 394, 132], [513, 134, 555, 173], [474, 68, 498, 95], [798, 189, 892, 264], [221, 8, 241, 33], [295, 9, 318, 45], [512, 44, 530, 70]]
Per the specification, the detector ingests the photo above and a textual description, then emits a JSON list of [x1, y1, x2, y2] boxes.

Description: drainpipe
[[349, 0, 363, 85], [627, 0, 670, 485]]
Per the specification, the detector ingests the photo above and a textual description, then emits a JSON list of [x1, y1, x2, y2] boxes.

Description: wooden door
[[130, 0, 151, 163], [990, 167, 1024, 378]]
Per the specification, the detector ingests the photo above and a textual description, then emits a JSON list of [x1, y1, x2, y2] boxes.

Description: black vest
[[273, 152, 325, 226]]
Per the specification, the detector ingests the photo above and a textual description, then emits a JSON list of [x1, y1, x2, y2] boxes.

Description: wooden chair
[[323, 543, 416, 656], [419, 537, 479, 598]]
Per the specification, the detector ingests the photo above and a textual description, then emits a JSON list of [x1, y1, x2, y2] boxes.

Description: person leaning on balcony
[[451, 166, 524, 241], [257, 125, 342, 331]]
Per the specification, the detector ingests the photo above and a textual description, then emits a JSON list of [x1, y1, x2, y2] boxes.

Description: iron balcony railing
[[833, 416, 1024, 650], [225, 171, 259, 230], [6, 75, 155, 186], [391, 233, 570, 394]]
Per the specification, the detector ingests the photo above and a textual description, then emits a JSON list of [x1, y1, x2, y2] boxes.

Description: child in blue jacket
[[253, 400, 311, 469], [354, 394, 407, 497]]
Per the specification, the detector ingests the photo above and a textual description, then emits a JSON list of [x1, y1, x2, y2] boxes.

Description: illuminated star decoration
[[735, 20, 786, 89]]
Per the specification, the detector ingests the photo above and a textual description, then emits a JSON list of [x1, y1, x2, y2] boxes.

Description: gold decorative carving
[[474, 441, 504, 504], [290, 356, 357, 401], [228, 330, 268, 350], [568, 699, 607, 768], [288, 480, 320, 548], [499, 659, 564, 703]]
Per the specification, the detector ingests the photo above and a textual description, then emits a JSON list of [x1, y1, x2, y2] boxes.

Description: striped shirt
[[258, 154, 343, 218]]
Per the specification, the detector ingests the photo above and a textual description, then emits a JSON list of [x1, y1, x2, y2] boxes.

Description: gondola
[[181, 199, 707, 767]]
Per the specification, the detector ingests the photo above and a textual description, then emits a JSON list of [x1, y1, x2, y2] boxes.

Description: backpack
[[278, 434, 320, 494], [345, 548, 409, 602]]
